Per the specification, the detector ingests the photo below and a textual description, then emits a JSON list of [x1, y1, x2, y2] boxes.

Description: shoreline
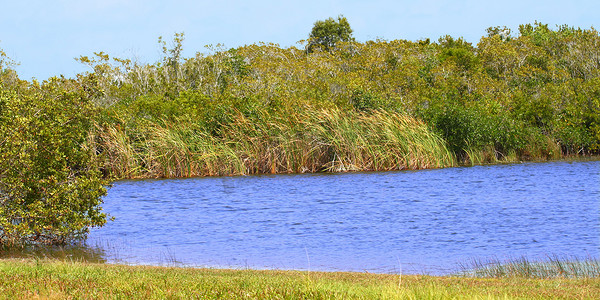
[[1, 258, 599, 299], [108, 154, 600, 181]]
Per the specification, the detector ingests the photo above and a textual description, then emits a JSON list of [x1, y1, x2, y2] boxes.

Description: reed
[[459, 256, 600, 279], [462, 135, 561, 166], [93, 107, 456, 179], [94, 122, 142, 178]]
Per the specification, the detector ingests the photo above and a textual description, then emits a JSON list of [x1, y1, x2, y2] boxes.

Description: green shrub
[[0, 78, 108, 246], [350, 89, 386, 112], [422, 104, 534, 160]]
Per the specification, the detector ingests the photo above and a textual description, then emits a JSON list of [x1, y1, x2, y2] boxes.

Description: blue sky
[[1, 0, 598, 80]]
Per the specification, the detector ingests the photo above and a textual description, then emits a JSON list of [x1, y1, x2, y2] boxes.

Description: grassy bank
[[1, 259, 599, 299]]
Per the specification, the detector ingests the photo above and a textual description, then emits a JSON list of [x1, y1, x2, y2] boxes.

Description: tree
[[486, 26, 512, 41], [437, 35, 479, 72], [0, 44, 17, 72], [307, 15, 354, 53], [0, 44, 20, 88], [0, 77, 108, 246]]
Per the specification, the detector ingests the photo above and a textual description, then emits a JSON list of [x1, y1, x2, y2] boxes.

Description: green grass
[[1, 259, 599, 299]]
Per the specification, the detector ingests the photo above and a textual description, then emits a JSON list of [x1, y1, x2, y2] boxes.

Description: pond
[[85, 160, 599, 274]]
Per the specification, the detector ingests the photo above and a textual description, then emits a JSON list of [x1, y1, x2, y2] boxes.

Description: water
[[86, 160, 600, 274]]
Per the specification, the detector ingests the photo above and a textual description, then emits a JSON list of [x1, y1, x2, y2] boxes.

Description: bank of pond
[[0, 258, 599, 299]]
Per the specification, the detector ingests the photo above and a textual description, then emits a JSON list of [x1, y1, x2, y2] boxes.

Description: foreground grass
[[1, 259, 599, 299]]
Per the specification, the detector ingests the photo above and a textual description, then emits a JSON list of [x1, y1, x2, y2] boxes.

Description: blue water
[[88, 160, 600, 274]]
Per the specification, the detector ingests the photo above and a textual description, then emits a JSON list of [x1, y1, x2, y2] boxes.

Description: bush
[[350, 89, 386, 112], [0, 78, 108, 246], [422, 104, 533, 160]]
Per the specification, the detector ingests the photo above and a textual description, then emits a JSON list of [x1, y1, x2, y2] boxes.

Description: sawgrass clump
[[94, 107, 455, 179]]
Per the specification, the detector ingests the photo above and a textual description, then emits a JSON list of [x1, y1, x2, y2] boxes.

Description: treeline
[[1, 22, 599, 244], [78, 22, 598, 176]]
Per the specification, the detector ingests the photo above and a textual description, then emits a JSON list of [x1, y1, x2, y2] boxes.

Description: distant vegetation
[[1, 20, 599, 245]]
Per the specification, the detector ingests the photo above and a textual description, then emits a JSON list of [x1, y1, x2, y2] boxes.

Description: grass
[[95, 108, 456, 179], [91, 99, 596, 180], [0, 258, 599, 299], [93, 104, 594, 180], [459, 256, 600, 279]]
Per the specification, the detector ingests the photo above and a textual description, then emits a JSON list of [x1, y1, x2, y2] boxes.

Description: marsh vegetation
[[1, 20, 599, 248], [1, 20, 599, 298]]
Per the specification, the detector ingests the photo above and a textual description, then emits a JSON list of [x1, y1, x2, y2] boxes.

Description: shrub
[[0, 78, 108, 246], [422, 104, 534, 160]]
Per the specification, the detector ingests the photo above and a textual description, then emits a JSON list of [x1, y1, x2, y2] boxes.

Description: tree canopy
[[308, 15, 354, 52]]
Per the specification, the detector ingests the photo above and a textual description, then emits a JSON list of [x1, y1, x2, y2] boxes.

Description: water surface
[[88, 160, 600, 274]]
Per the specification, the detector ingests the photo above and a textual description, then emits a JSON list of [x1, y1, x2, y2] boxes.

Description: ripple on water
[[88, 160, 600, 274]]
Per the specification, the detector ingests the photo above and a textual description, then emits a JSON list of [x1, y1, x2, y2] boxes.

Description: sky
[[1, 0, 599, 80]]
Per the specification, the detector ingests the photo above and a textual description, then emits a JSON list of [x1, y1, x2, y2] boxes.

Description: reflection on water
[[22, 160, 600, 274], [0, 244, 106, 263]]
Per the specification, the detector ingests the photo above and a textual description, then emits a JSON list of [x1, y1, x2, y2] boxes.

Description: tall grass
[[459, 256, 600, 279], [93, 108, 455, 179]]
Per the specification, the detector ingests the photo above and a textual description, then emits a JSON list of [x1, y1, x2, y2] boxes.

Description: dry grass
[[93, 108, 456, 179]]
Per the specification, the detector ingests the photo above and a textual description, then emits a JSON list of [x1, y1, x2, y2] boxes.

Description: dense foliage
[[1, 21, 599, 245], [83, 22, 598, 169], [0, 75, 107, 246]]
